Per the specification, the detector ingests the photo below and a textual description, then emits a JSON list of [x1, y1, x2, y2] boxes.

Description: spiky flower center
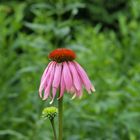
[[49, 48, 76, 63]]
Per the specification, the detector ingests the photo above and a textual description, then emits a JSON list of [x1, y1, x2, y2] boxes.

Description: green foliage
[[0, 0, 140, 140]]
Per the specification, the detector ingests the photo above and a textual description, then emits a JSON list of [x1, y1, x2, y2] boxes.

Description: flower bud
[[42, 106, 58, 120]]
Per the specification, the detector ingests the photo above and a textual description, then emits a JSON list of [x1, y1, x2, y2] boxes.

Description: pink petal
[[69, 86, 81, 98], [63, 62, 72, 92], [74, 61, 95, 93], [39, 62, 55, 97], [41, 61, 53, 82], [74, 88, 82, 97], [43, 62, 56, 100], [50, 63, 62, 103], [57, 67, 65, 100], [49, 88, 57, 104], [77, 90, 83, 98], [70, 86, 75, 94], [68, 62, 82, 91]]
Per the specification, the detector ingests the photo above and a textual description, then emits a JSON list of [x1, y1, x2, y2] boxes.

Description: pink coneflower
[[39, 48, 95, 103]]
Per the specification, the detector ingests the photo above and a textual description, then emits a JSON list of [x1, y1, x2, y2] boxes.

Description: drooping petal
[[43, 62, 56, 100], [77, 90, 83, 98], [71, 93, 76, 100], [41, 61, 53, 82], [39, 62, 55, 97], [68, 62, 82, 92], [74, 61, 95, 93], [69, 86, 81, 98], [74, 88, 82, 97], [50, 63, 62, 104], [69, 86, 75, 94], [63, 62, 72, 92], [57, 66, 65, 100], [91, 86, 96, 92]]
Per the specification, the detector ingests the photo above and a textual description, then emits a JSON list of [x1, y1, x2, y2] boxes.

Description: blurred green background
[[0, 0, 140, 140]]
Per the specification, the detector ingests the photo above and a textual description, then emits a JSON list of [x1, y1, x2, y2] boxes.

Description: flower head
[[39, 48, 95, 104]]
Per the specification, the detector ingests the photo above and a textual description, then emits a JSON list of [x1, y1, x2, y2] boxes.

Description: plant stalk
[[50, 119, 57, 140], [58, 97, 63, 140]]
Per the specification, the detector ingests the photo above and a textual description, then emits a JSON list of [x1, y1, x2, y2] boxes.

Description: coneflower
[[39, 48, 95, 104]]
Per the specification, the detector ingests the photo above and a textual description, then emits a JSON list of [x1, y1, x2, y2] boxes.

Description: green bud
[[42, 106, 58, 120]]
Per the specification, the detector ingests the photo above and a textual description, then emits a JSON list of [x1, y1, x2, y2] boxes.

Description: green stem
[[50, 119, 57, 140], [58, 97, 63, 140]]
